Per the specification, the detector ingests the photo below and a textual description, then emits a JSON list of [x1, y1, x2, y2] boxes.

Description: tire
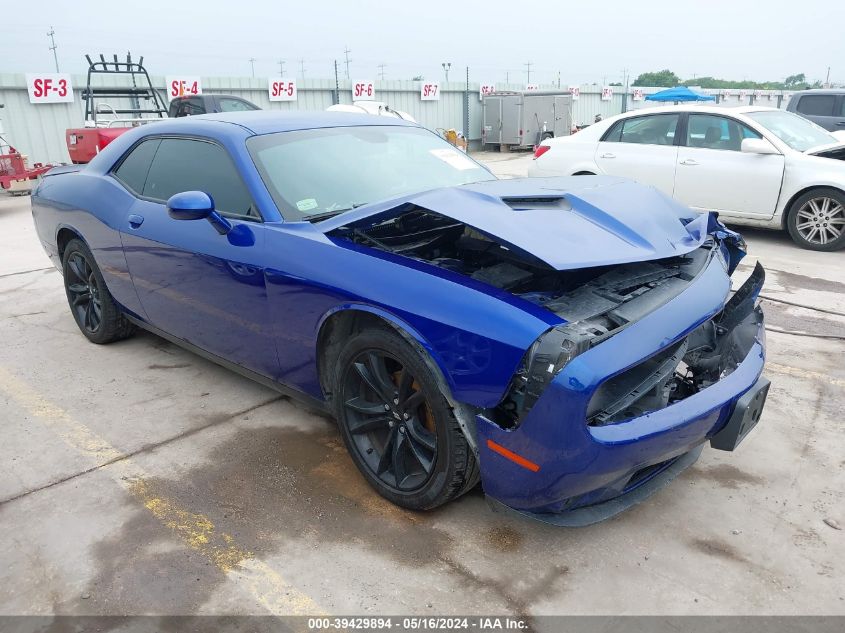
[[786, 188, 845, 251], [331, 327, 479, 510], [62, 238, 135, 344]]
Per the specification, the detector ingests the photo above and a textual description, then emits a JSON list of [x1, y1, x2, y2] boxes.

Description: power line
[[343, 46, 352, 79], [377, 63, 387, 81], [47, 26, 59, 72]]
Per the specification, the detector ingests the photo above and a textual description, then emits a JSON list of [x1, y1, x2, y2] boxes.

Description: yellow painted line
[[767, 362, 845, 389], [0, 366, 324, 616]]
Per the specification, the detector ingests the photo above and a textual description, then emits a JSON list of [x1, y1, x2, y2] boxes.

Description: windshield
[[746, 110, 839, 152], [247, 125, 495, 220]]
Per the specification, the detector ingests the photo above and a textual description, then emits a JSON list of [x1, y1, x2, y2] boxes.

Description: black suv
[[169, 94, 260, 117], [786, 89, 845, 131]]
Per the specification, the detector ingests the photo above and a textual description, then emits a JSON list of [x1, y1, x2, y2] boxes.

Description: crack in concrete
[[0, 395, 286, 508]]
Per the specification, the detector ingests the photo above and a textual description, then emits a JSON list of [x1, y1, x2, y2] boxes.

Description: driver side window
[[142, 138, 259, 219], [686, 114, 761, 151]]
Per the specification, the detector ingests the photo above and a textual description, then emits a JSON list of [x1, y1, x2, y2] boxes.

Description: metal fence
[[0, 72, 795, 165]]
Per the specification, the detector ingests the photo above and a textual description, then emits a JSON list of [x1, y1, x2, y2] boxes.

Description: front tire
[[786, 188, 845, 251], [332, 328, 479, 510], [62, 238, 135, 344]]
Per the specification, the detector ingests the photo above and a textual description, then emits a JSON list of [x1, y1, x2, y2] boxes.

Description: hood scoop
[[320, 177, 710, 271], [501, 195, 571, 211]]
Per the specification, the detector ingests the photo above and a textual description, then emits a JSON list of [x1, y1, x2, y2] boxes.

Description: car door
[[115, 136, 279, 378], [793, 94, 843, 131], [673, 113, 785, 219], [594, 113, 680, 195]]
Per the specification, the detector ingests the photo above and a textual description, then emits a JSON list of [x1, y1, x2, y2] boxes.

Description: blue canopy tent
[[645, 86, 716, 102]]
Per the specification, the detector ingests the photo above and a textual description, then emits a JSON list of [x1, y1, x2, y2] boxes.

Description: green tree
[[632, 69, 680, 87]]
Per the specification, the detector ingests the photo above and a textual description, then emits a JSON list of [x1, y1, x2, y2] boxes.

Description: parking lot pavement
[[0, 184, 843, 620]]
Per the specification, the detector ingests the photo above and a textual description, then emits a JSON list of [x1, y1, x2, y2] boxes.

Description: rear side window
[[142, 138, 257, 218], [603, 114, 679, 146], [219, 98, 257, 112], [113, 139, 160, 194], [796, 95, 835, 116]]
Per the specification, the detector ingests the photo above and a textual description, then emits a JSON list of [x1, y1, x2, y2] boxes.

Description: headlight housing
[[489, 323, 593, 428]]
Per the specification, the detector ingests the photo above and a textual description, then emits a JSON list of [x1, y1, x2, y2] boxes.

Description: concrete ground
[[1, 158, 843, 623]]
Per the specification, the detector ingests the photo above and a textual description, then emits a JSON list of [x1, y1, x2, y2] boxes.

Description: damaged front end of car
[[321, 178, 767, 524]]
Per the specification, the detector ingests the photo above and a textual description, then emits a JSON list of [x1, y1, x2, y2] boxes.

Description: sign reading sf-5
[[31, 111, 768, 525]]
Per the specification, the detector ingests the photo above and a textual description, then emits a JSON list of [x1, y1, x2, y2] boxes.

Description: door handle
[[600, 153, 615, 159], [837, 121, 845, 126], [128, 214, 145, 228], [679, 159, 699, 166]]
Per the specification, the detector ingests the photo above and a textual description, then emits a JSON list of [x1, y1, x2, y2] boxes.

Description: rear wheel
[[62, 239, 135, 344], [786, 188, 845, 251], [332, 328, 479, 510]]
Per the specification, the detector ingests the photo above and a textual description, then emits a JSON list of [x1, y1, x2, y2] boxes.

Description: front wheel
[[786, 188, 845, 251], [332, 328, 479, 510], [62, 238, 135, 344]]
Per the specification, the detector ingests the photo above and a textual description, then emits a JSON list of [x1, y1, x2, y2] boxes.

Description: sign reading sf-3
[[31, 111, 768, 525], [530, 105, 845, 251]]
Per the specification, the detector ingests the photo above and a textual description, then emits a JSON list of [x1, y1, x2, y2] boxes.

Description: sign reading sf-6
[[420, 82, 440, 101], [352, 80, 375, 101], [26, 73, 74, 104], [269, 78, 297, 102], [165, 76, 202, 101]]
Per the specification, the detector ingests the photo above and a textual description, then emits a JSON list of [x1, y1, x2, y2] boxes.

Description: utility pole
[[826, 66, 831, 88], [47, 26, 59, 72], [525, 62, 533, 84], [505, 71, 509, 83], [378, 63, 387, 81], [557, 71, 561, 89], [249, 58, 256, 77], [343, 46, 352, 79], [622, 67, 630, 113], [300, 59, 306, 79], [333, 60, 340, 105], [442, 62, 451, 82], [278, 59, 285, 77]]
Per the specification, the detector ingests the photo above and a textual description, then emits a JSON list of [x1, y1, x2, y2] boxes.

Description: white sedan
[[529, 105, 845, 250]]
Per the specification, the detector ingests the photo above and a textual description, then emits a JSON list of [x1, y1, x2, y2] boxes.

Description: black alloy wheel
[[332, 327, 479, 510], [341, 350, 437, 492], [65, 251, 103, 334], [62, 238, 135, 344]]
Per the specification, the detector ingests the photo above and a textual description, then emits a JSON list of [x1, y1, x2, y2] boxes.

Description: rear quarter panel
[[32, 170, 145, 318]]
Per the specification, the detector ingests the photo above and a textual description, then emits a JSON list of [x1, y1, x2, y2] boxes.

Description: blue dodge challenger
[[31, 112, 769, 524]]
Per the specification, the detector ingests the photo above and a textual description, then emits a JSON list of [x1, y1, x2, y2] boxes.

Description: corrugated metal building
[[0, 73, 793, 165]]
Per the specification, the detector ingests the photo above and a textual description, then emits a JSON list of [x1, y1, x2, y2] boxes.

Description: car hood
[[805, 140, 845, 156], [317, 176, 712, 271]]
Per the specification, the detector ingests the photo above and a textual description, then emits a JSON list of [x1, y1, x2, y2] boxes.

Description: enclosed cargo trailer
[[482, 91, 572, 150]]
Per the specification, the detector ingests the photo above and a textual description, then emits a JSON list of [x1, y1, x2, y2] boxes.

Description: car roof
[[790, 88, 845, 96], [615, 104, 779, 118], [190, 110, 417, 135]]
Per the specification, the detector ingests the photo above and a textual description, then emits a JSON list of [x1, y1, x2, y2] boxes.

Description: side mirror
[[741, 138, 779, 155], [167, 191, 215, 220], [166, 191, 232, 235]]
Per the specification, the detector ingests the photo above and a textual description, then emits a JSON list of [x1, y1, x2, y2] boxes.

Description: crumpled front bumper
[[475, 253, 767, 523]]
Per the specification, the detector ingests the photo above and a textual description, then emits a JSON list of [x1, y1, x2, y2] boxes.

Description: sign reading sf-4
[[165, 76, 202, 101], [269, 78, 297, 102], [26, 73, 74, 104], [420, 82, 440, 101], [352, 80, 375, 101]]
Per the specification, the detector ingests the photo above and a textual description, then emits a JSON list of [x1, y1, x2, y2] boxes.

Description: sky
[[4, 0, 844, 86]]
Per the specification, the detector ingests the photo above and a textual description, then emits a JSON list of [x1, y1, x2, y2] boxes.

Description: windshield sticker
[[429, 148, 476, 171], [296, 198, 319, 212]]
